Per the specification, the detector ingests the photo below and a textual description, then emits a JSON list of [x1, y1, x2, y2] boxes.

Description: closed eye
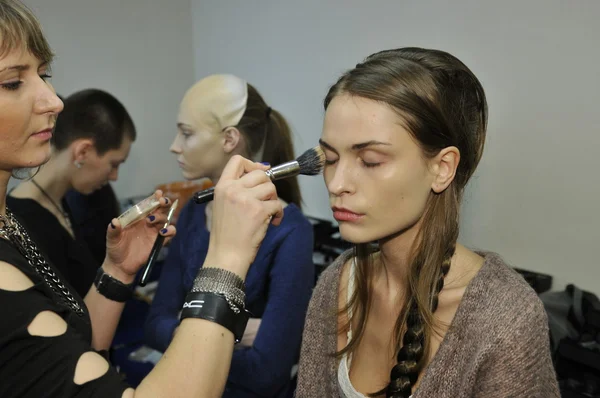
[[1, 81, 22, 91], [362, 160, 381, 168], [179, 129, 193, 138]]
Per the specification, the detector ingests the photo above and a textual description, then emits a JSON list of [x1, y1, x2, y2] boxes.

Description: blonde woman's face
[[171, 99, 228, 182]]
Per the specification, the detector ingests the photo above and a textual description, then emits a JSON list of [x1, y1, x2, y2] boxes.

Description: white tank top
[[337, 258, 367, 398], [337, 259, 412, 398]]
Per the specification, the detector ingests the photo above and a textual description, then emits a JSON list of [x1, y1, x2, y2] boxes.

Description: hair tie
[[265, 107, 272, 119]]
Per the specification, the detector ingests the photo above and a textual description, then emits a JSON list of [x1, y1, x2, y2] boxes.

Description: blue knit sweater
[[145, 200, 315, 397]]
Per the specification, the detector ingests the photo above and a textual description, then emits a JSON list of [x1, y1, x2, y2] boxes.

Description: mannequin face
[[171, 100, 229, 182], [71, 135, 132, 194], [171, 74, 248, 182]]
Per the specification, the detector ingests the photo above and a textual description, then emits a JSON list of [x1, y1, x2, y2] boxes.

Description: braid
[[385, 245, 455, 398], [385, 300, 423, 397], [430, 246, 453, 312]]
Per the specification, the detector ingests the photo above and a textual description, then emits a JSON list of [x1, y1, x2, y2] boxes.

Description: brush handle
[[265, 161, 300, 180], [193, 186, 215, 204], [192, 161, 300, 205], [139, 233, 166, 286]]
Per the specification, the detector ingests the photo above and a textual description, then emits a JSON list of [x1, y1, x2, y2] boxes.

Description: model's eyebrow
[[351, 140, 392, 150], [318, 139, 337, 153], [319, 138, 391, 153]]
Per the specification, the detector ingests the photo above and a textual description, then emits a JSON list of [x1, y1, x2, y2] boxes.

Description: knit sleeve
[[473, 295, 560, 397], [296, 257, 346, 398]]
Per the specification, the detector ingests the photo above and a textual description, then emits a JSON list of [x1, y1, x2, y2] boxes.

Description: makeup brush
[[139, 199, 179, 286], [193, 145, 326, 204]]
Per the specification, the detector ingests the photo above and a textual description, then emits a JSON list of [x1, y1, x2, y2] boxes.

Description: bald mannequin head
[[178, 74, 248, 132], [171, 74, 249, 182], [170, 74, 303, 207]]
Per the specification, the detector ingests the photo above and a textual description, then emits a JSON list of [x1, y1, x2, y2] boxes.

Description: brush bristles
[[296, 145, 326, 176]]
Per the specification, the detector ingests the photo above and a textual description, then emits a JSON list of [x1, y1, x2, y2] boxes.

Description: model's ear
[[430, 146, 460, 193]]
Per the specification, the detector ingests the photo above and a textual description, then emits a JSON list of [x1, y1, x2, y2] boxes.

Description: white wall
[[22, 0, 194, 197], [190, 0, 600, 293]]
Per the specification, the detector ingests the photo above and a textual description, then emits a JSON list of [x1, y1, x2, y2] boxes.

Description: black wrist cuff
[[93, 268, 134, 302], [180, 291, 250, 343]]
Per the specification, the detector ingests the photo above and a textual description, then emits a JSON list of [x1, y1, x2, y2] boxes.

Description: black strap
[[93, 268, 134, 302], [180, 292, 249, 343]]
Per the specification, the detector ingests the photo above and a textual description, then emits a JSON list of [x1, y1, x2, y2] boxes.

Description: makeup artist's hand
[[204, 155, 284, 279], [103, 190, 177, 283]]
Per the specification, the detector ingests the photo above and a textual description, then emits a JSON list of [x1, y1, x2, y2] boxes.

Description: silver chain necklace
[[0, 208, 84, 317]]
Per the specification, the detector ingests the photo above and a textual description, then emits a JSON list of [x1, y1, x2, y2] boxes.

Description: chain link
[[0, 209, 85, 317]]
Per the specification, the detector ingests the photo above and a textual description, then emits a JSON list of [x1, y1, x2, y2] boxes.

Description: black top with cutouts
[[0, 238, 128, 397], [7, 196, 101, 298]]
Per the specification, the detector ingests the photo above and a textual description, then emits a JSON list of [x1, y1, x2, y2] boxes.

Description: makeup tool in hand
[[193, 145, 326, 204], [139, 199, 179, 286], [117, 193, 161, 229]]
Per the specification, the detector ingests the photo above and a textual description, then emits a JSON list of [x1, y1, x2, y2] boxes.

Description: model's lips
[[31, 128, 53, 140], [332, 206, 365, 222]]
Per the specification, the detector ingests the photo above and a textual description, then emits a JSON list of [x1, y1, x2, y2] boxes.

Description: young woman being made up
[[296, 48, 559, 397]]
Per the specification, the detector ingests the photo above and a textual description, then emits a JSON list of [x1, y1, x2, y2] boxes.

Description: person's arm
[[129, 156, 284, 397], [2, 156, 281, 398], [226, 224, 315, 396], [84, 266, 135, 351], [144, 209, 189, 352], [0, 253, 250, 398], [473, 297, 560, 397], [84, 191, 176, 351]]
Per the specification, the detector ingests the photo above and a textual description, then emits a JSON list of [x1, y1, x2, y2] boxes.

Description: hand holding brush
[[193, 145, 326, 205]]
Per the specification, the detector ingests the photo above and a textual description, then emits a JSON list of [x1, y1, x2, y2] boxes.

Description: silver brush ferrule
[[265, 160, 300, 180]]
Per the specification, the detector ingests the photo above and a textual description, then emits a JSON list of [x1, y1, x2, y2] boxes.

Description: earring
[[74, 161, 83, 169]]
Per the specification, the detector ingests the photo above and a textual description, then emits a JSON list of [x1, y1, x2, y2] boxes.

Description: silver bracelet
[[191, 277, 245, 313], [191, 268, 246, 313], [196, 267, 245, 289]]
